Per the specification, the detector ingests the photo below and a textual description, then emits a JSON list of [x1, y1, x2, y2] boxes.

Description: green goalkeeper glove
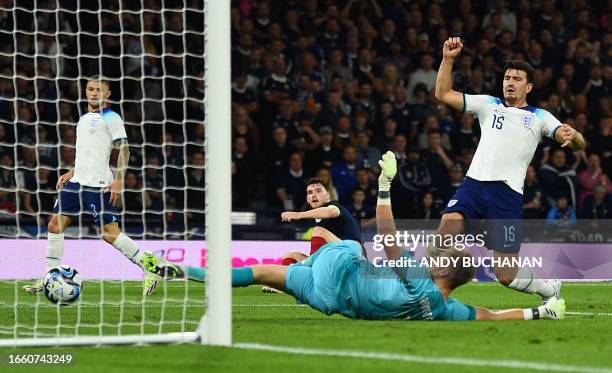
[[377, 150, 397, 192]]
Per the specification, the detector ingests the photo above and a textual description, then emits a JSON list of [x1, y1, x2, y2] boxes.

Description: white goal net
[[0, 0, 231, 346]]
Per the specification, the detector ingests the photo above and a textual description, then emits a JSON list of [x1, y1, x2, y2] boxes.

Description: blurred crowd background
[[0, 0, 610, 237]]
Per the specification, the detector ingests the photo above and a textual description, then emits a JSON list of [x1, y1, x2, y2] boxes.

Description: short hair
[[427, 128, 441, 137], [306, 178, 327, 189], [88, 75, 110, 88], [431, 250, 475, 290], [503, 60, 535, 83]]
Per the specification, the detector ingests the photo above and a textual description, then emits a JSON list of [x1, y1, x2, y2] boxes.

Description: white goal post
[[0, 0, 231, 347]]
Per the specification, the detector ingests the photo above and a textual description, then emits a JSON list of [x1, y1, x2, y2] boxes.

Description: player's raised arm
[[435, 37, 465, 111], [376, 151, 402, 261]]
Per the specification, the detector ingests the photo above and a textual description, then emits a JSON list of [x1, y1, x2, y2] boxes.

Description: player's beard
[[89, 100, 103, 110]]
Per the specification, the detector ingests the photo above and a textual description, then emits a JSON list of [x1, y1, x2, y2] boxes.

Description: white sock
[[112, 233, 144, 268], [46, 232, 64, 271], [507, 267, 554, 298]]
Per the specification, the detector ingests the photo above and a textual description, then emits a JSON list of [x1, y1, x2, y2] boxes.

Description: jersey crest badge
[[89, 118, 99, 134], [522, 114, 534, 127], [447, 199, 457, 207]]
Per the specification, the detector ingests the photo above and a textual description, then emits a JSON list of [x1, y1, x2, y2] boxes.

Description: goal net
[[0, 0, 231, 346]]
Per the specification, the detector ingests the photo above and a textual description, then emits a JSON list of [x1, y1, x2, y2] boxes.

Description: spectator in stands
[[317, 90, 348, 129], [314, 167, 338, 202], [420, 129, 453, 191], [331, 145, 358, 204], [275, 152, 308, 211], [232, 71, 258, 114], [375, 117, 399, 153], [540, 149, 578, 208], [523, 165, 546, 219], [305, 126, 339, 172], [324, 49, 352, 86], [547, 196, 577, 227], [333, 115, 356, 149], [418, 191, 441, 220], [406, 54, 436, 103], [436, 163, 464, 208], [391, 134, 408, 165], [232, 136, 256, 209], [581, 184, 612, 219], [144, 155, 164, 214], [0, 154, 16, 214], [36, 126, 58, 167], [578, 153, 612, 208], [394, 150, 431, 218], [353, 168, 377, 208], [355, 130, 381, 173], [273, 98, 300, 142], [347, 189, 375, 223], [452, 113, 480, 157], [291, 117, 321, 152], [123, 171, 145, 217], [186, 151, 205, 228], [589, 118, 611, 176]]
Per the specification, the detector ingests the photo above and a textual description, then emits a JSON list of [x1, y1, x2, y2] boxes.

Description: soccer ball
[[43, 265, 83, 305]]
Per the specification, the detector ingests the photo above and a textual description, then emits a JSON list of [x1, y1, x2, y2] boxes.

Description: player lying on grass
[[23, 77, 158, 296], [279, 178, 363, 265], [260, 178, 364, 293], [433, 37, 584, 300], [142, 153, 565, 321]]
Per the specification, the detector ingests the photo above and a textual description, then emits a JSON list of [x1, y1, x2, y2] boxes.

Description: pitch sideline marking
[[234, 343, 612, 373]]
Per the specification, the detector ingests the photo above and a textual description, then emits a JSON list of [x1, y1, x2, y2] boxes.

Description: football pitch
[[0, 281, 611, 372]]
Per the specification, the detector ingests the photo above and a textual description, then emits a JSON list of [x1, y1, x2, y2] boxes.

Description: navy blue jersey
[[315, 201, 361, 242]]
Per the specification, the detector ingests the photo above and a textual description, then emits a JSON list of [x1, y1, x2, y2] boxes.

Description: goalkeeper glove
[[377, 150, 397, 192]]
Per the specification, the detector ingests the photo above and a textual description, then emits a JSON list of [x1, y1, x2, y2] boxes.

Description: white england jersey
[[70, 107, 128, 187], [464, 94, 561, 194]]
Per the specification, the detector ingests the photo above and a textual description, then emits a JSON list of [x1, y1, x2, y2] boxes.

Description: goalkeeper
[[144, 152, 565, 321]]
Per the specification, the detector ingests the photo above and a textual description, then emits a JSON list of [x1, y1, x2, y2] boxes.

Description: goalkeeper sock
[[281, 258, 297, 266], [46, 232, 64, 271], [506, 267, 554, 298], [186, 267, 255, 287], [310, 236, 326, 255], [111, 233, 144, 268]]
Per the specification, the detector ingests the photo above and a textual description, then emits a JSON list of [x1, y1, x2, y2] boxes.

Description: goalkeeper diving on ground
[[143, 152, 566, 321]]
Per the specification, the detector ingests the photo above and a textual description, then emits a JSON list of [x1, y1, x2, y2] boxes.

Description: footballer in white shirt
[[433, 37, 585, 300], [23, 77, 159, 296]]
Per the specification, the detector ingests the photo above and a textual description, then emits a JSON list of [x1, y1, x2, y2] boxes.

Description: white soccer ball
[[43, 265, 83, 305]]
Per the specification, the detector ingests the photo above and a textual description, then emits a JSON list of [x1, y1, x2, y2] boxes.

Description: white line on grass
[[567, 311, 612, 317], [233, 343, 612, 373]]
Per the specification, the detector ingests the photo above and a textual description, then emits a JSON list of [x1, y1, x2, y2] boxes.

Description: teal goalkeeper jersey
[[295, 241, 476, 321]]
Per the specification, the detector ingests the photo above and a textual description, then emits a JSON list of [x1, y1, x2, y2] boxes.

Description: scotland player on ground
[[433, 37, 585, 300], [23, 77, 159, 296]]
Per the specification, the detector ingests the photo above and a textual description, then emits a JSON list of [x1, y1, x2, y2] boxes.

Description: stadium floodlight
[[0, 0, 232, 347]]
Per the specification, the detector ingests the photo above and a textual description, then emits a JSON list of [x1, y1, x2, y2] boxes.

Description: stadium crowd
[[0, 0, 610, 236], [228, 0, 611, 222]]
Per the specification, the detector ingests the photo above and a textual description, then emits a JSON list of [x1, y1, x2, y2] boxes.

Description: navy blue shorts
[[443, 177, 522, 253], [52, 182, 120, 226]]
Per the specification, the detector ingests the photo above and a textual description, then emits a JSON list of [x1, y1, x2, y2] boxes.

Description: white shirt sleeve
[[463, 94, 496, 117], [107, 112, 128, 141], [539, 109, 562, 139]]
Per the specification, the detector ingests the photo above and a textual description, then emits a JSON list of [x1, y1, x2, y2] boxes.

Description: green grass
[[0, 281, 611, 372]]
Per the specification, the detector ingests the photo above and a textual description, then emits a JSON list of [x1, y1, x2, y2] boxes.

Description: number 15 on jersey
[[492, 114, 504, 129]]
